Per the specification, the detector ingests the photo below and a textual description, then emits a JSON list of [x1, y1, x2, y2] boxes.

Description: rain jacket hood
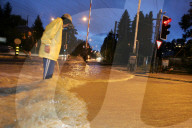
[[39, 17, 63, 61]]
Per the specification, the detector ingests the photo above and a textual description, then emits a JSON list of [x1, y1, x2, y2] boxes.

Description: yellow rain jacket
[[39, 17, 63, 61]]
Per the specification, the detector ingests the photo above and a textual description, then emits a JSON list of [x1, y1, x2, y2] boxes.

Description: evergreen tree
[[61, 25, 78, 55], [32, 15, 44, 41], [3, 2, 12, 18], [0, 4, 4, 36], [131, 11, 153, 65], [32, 15, 44, 51], [114, 9, 132, 65], [0, 2, 12, 37], [100, 30, 117, 63], [141, 11, 153, 57], [0, 5, 2, 17], [0, 2, 26, 46]]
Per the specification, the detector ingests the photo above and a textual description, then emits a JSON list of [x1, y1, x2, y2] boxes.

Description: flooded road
[[1, 57, 192, 128], [0, 58, 132, 128]]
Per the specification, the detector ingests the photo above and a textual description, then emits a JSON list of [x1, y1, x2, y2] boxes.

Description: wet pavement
[[0, 56, 192, 127]]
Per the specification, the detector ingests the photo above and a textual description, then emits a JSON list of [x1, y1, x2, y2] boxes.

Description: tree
[[0, 5, 4, 36], [3, 2, 12, 20], [141, 11, 153, 57], [61, 25, 78, 55], [131, 11, 153, 65], [114, 10, 132, 65], [185, 40, 192, 57], [32, 15, 44, 51], [100, 30, 117, 63], [179, 2, 192, 39], [0, 2, 26, 46], [0, 2, 12, 37]]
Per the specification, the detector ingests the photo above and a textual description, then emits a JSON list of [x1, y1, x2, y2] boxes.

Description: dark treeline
[[101, 10, 153, 65], [0, 2, 27, 46], [101, 1, 192, 66], [0, 2, 44, 53], [0, 2, 94, 58]]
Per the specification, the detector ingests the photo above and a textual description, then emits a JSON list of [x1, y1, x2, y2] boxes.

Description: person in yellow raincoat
[[39, 14, 72, 79]]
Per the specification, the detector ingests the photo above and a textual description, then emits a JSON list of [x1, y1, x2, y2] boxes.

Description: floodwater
[[0, 57, 130, 128], [1, 57, 192, 128], [0, 58, 93, 128]]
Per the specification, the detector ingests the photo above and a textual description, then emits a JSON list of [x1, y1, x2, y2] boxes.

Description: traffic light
[[160, 15, 171, 40]]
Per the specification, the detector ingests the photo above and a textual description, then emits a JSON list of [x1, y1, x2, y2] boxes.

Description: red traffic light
[[163, 18, 172, 26], [160, 15, 171, 40]]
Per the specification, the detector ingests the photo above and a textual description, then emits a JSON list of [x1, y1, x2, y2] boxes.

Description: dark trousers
[[43, 58, 55, 79]]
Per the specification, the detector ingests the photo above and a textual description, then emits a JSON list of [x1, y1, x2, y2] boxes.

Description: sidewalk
[[112, 66, 192, 83], [135, 73, 192, 83]]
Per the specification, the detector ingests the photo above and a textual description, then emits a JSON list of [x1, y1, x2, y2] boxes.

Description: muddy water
[[0, 58, 130, 128], [0, 59, 92, 128]]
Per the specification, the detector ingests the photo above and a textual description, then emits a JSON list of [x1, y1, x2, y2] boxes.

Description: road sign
[[14, 38, 21, 45], [156, 40, 162, 49]]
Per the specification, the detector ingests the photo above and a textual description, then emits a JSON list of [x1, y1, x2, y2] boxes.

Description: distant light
[[0, 37, 6, 43], [96, 57, 102, 62], [51, 17, 55, 21], [82, 16, 87, 22], [89, 38, 92, 42]]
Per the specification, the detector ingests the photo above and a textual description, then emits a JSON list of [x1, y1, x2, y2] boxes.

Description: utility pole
[[85, 0, 92, 48], [152, 9, 162, 73], [128, 0, 141, 72], [85, 0, 92, 62], [133, 0, 141, 54]]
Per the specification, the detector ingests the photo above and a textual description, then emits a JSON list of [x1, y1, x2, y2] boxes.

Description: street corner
[[105, 68, 135, 83]]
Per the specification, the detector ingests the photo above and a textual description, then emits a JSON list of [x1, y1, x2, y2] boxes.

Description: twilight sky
[[0, 0, 190, 51]]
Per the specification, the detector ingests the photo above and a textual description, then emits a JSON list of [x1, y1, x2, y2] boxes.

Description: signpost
[[14, 38, 21, 56]]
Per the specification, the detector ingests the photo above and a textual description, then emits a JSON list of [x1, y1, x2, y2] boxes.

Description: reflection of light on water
[[64, 63, 101, 79], [60, 55, 68, 61], [84, 64, 102, 77], [85, 64, 89, 74]]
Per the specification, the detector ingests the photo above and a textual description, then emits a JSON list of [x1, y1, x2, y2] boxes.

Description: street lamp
[[51, 17, 55, 21], [82, 16, 88, 22]]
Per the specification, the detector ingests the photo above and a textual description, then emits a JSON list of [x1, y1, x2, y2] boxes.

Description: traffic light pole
[[152, 9, 162, 73]]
